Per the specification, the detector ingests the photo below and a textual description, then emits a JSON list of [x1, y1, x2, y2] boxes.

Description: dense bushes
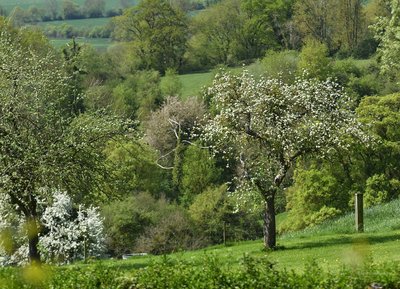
[[2, 256, 400, 288], [120, 256, 400, 289]]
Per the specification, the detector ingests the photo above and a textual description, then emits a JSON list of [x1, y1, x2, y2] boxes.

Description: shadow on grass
[[280, 231, 400, 251]]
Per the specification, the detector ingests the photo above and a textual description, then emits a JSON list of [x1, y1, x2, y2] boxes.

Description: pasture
[[49, 37, 113, 51], [38, 17, 111, 28], [2, 0, 137, 13]]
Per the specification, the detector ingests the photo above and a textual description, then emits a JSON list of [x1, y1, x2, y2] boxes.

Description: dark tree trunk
[[263, 193, 276, 249], [28, 222, 41, 264]]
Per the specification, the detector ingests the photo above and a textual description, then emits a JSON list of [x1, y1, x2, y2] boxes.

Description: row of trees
[[6, 0, 120, 26], [112, 0, 383, 74]]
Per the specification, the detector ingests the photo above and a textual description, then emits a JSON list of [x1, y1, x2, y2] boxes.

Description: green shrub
[[262, 50, 299, 83], [297, 39, 332, 80], [2, 257, 400, 288], [0, 264, 122, 289], [135, 208, 204, 254], [180, 146, 222, 206], [281, 168, 347, 232], [364, 174, 400, 207], [102, 195, 152, 257], [117, 256, 400, 289]]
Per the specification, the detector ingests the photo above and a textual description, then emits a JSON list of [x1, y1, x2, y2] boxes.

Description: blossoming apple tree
[[202, 71, 364, 249]]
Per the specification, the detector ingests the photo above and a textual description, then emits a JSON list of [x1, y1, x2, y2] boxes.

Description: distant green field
[[38, 17, 112, 28], [2, 0, 136, 14], [50, 37, 113, 51], [179, 71, 215, 98], [178, 63, 263, 98]]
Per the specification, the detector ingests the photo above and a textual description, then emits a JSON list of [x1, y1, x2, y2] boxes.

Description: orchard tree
[[0, 27, 126, 263], [202, 71, 364, 249]]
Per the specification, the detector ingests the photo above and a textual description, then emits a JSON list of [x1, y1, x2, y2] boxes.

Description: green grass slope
[[105, 198, 400, 272], [178, 63, 261, 98]]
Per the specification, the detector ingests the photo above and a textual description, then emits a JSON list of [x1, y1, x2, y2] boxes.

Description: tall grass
[[282, 198, 400, 239]]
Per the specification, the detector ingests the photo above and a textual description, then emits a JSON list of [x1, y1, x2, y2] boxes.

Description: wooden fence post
[[355, 192, 364, 232]]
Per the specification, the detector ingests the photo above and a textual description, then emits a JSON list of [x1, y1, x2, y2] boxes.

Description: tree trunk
[[27, 216, 41, 264], [263, 193, 276, 249]]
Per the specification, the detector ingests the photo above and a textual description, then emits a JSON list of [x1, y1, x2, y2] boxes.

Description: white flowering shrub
[[39, 191, 105, 264], [0, 191, 105, 265]]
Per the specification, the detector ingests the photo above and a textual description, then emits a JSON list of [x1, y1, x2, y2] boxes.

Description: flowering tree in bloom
[[0, 191, 104, 265], [202, 71, 364, 249], [40, 191, 104, 264]]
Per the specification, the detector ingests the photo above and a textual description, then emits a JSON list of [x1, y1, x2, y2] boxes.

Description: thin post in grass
[[355, 192, 364, 232]]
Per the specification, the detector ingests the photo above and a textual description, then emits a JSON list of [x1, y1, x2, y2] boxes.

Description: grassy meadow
[[49, 37, 113, 51], [38, 17, 111, 28], [2, 0, 137, 13]]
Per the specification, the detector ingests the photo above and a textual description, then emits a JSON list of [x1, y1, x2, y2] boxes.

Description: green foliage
[[364, 174, 400, 207], [180, 146, 222, 205], [331, 58, 379, 102], [135, 207, 204, 254], [262, 50, 299, 83], [189, 185, 263, 243], [356, 93, 400, 184], [297, 39, 332, 79], [112, 70, 163, 120], [293, 0, 365, 54], [282, 168, 345, 232], [186, 0, 285, 70], [188, 185, 229, 243], [102, 192, 191, 256], [83, 0, 106, 18], [102, 195, 151, 256], [104, 140, 172, 197], [160, 68, 183, 97], [0, 24, 128, 262], [114, 0, 189, 73], [114, 256, 400, 289], [144, 96, 206, 199], [0, 263, 122, 289], [186, 0, 243, 69], [372, 0, 400, 79]]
